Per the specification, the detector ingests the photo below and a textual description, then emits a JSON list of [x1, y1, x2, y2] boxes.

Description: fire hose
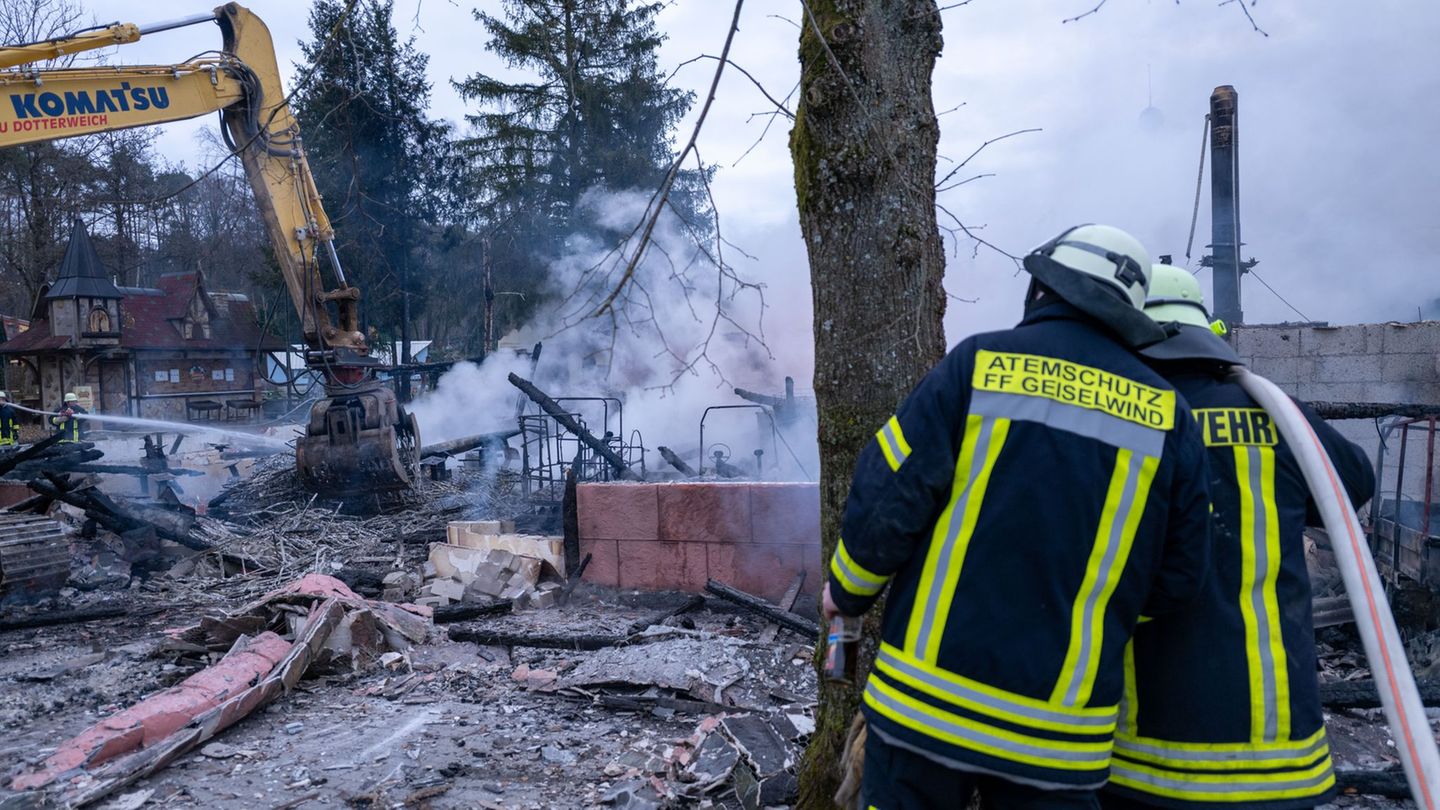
[[1236, 367, 1440, 806]]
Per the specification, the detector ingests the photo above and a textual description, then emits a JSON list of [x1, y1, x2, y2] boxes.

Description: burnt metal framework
[[698, 404, 781, 477], [1370, 415, 1440, 590], [519, 396, 645, 501]]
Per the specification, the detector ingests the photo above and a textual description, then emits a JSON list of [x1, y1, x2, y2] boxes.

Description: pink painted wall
[[577, 481, 821, 602]]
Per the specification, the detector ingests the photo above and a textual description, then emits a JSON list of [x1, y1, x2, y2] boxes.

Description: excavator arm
[[0, 3, 420, 496]]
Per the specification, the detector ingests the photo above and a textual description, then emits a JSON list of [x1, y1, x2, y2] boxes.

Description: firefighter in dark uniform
[[823, 225, 1214, 808], [51, 392, 86, 442], [0, 391, 17, 447], [1100, 264, 1374, 810]]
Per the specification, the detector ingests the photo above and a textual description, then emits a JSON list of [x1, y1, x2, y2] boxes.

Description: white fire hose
[[1236, 367, 1440, 805]]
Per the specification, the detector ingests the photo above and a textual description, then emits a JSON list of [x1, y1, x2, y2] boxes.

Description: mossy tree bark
[[791, 1, 946, 806]]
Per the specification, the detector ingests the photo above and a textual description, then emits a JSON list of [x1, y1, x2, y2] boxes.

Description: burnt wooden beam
[[1320, 677, 1440, 709], [0, 605, 127, 633], [26, 479, 210, 552], [507, 373, 640, 480], [760, 572, 808, 645], [657, 446, 696, 477], [705, 579, 819, 640], [448, 626, 624, 651], [431, 599, 513, 624], [1310, 401, 1440, 420], [419, 429, 521, 459], [0, 434, 64, 477], [626, 594, 706, 635], [557, 552, 592, 607], [1335, 767, 1411, 799], [734, 387, 787, 409]]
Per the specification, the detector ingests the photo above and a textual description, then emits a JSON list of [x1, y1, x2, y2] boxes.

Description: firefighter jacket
[[0, 403, 16, 445], [829, 300, 1213, 791], [50, 405, 85, 442], [1106, 367, 1374, 809]]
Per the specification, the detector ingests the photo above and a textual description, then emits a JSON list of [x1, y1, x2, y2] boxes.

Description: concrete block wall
[[577, 481, 821, 602], [1234, 322, 1440, 405], [1234, 321, 1440, 507]]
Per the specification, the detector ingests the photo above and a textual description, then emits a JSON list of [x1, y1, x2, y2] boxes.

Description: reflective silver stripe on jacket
[[971, 390, 1164, 457]]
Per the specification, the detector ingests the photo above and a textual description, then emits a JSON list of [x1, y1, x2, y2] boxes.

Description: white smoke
[[408, 188, 817, 478]]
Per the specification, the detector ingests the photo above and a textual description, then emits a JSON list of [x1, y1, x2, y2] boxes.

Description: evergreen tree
[[455, 0, 706, 329], [292, 0, 456, 363]]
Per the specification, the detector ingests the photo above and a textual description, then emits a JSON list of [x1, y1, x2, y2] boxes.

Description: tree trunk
[[791, 1, 946, 806]]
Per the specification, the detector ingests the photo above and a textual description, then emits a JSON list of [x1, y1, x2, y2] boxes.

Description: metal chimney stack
[[1209, 85, 1243, 326]]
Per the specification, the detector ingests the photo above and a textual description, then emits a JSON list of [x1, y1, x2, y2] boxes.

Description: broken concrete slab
[[721, 715, 792, 778]]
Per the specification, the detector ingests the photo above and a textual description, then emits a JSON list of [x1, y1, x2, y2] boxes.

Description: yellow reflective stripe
[[906, 415, 1010, 662], [875, 643, 1116, 735], [1114, 727, 1329, 772], [1258, 446, 1291, 740], [1052, 450, 1158, 706], [830, 537, 889, 597], [876, 415, 911, 472], [863, 676, 1112, 772], [1121, 639, 1138, 735], [1109, 753, 1334, 801], [1237, 445, 1289, 743]]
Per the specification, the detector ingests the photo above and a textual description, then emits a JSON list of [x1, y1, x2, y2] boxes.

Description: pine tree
[[454, 0, 706, 325], [292, 0, 456, 364]]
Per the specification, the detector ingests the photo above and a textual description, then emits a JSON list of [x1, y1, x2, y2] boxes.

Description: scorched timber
[[0, 434, 67, 477], [0, 604, 128, 633], [657, 446, 697, 477], [506, 373, 641, 480], [448, 626, 626, 651], [1310, 401, 1440, 420], [704, 580, 819, 640], [1320, 677, 1440, 709]]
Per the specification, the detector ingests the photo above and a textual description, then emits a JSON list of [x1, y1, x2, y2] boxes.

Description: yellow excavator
[[0, 3, 421, 496]]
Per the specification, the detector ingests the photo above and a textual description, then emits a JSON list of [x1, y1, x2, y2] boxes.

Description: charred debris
[[0, 356, 825, 808], [3, 360, 1434, 807]]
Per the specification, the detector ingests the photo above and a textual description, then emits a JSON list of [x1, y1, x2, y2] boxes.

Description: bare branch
[[1062, 0, 1109, 24], [1219, 0, 1269, 36], [934, 128, 1041, 190], [936, 203, 1023, 269], [592, 0, 746, 318], [670, 53, 793, 120]]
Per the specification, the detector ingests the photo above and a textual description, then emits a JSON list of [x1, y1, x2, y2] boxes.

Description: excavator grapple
[[296, 383, 420, 495]]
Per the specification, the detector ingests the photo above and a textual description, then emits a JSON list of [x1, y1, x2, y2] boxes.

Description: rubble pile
[[418, 520, 567, 609], [4, 574, 433, 806]]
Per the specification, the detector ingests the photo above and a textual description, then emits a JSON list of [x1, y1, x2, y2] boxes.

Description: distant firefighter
[[0, 391, 16, 446], [51, 392, 86, 443]]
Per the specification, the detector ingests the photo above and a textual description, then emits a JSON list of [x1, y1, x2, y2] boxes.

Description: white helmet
[[1144, 263, 1211, 328], [0, 391, 7, 399], [1031, 224, 1152, 309], [64, 392, 78, 403], [1139, 262, 1243, 366], [1022, 224, 1164, 347]]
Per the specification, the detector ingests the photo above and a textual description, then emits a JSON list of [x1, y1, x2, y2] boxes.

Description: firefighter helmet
[[63, 392, 78, 403], [1023, 224, 1166, 347], [1144, 263, 1211, 328], [1140, 263, 1243, 365]]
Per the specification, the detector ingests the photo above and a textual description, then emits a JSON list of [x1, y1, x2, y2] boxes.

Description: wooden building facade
[[0, 220, 284, 421]]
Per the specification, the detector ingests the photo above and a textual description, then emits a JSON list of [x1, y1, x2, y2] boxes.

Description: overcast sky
[[71, 0, 1440, 356]]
